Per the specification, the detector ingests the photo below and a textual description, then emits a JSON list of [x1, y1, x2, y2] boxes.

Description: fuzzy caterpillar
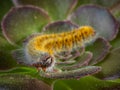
[[27, 26, 95, 55], [13, 26, 96, 72]]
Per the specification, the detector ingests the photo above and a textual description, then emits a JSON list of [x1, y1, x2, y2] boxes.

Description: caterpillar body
[[13, 26, 96, 72]]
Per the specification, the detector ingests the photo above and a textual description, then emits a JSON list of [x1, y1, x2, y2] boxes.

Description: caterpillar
[[13, 26, 96, 72]]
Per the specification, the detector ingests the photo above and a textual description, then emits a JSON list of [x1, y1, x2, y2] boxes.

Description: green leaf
[[0, 67, 54, 85], [0, 37, 17, 70], [110, 3, 120, 23], [0, 0, 13, 37], [54, 76, 120, 90], [61, 52, 93, 70], [69, 4, 119, 41], [86, 37, 111, 65], [111, 28, 120, 49], [1, 5, 50, 45], [95, 47, 120, 80], [76, 0, 120, 9], [0, 67, 36, 74], [12, 0, 78, 20], [40, 66, 101, 79], [43, 20, 78, 33], [0, 74, 52, 90], [0, 0, 13, 22]]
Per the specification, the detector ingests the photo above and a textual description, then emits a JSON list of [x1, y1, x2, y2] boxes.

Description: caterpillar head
[[32, 53, 55, 72]]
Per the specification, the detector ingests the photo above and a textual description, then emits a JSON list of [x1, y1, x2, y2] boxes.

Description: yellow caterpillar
[[13, 26, 96, 72], [27, 26, 95, 55]]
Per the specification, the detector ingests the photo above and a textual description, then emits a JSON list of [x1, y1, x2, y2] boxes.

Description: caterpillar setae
[[13, 26, 96, 72]]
